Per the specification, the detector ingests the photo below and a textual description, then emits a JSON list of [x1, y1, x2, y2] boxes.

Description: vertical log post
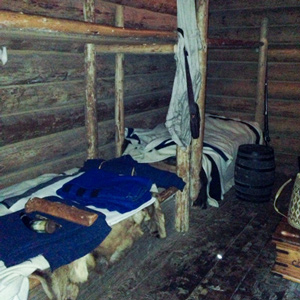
[[115, 5, 125, 157], [255, 18, 268, 130], [190, 0, 209, 202], [175, 145, 191, 232], [84, 0, 98, 159]]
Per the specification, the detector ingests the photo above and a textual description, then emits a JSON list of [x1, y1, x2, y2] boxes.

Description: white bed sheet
[[124, 114, 263, 206], [0, 170, 156, 300]]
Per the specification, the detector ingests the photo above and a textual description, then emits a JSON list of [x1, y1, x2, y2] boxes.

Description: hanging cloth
[[165, 0, 202, 148]]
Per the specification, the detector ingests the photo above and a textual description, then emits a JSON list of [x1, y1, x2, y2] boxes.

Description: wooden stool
[[272, 218, 300, 283]]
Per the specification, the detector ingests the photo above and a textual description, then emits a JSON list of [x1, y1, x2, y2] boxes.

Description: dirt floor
[[29, 172, 300, 300]]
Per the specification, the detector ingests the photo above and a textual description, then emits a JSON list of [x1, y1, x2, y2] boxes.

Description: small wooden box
[[272, 218, 300, 283]]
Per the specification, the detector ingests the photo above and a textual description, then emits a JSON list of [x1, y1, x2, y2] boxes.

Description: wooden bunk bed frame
[[0, 1, 268, 233], [0, 1, 269, 297]]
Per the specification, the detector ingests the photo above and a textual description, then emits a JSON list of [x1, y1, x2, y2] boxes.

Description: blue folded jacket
[[57, 169, 153, 213], [81, 155, 185, 191]]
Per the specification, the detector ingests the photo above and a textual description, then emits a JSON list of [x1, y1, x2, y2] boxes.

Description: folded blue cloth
[[81, 155, 185, 191], [57, 169, 153, 213], [0, 198, 111, 270]]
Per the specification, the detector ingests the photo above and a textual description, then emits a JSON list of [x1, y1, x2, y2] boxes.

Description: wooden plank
[[275, 153, 299, 175], [1, 90, 171, 145], [209, 0, 300, 11], [255, 18, 268, 131], [268, 81, 300, 100], [270, 136, 300, 155], [208, 38, 263, 48], [209, 25, 300, 46], [0, 72, 174, 116], [0, 51, 174, 87], [209, 48, 300, 63], [102, 0, 177, 15], [123, 5, 176, 31], [207, 61, 258, 80], [0, 144, 118, 190], [208, 48, 259, 62], [115, 5, 125, 157], [209, 7, 300, 28], [0, 107, 168, 187], [268, 48, 300, 62], [208, 60, 300, 81], [207, 78, 256, 98], [268, 100, 300, 118], [205, 95, 255, 114], [0, 10, 177, 45], [207, 78, 300, 100]]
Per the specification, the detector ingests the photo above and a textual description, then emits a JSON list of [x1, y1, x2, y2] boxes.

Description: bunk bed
[[0, 1, 269, 299]]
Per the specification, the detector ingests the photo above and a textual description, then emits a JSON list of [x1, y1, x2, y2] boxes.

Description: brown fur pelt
[[30, 253, 95, 300], [30, 199, 166, 300]]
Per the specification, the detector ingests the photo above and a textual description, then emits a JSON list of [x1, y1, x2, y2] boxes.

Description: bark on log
[[115, 5, 125, 157], [190, 0, 209, 202], [255, 18, 268, 130], [84, 0, 98, 159], [175, 146, 190, 232]]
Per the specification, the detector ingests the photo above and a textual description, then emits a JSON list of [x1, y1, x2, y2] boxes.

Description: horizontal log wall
[[207, 0, 300, 175], [0, 0, 177, 188]]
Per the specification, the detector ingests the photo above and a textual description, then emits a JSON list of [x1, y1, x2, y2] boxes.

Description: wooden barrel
[[234, 144, 275, 202]]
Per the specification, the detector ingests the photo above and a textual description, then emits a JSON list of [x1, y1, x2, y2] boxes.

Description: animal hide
[[31, 200, 166, 300]]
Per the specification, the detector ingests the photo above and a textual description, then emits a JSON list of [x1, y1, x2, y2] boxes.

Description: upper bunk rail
[[0, 10, 177, 45]]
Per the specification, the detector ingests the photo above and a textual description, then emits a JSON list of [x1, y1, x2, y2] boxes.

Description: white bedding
[[124, 114, 263, 206]]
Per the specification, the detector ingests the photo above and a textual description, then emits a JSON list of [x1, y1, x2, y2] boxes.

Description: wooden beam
[[0, 10, 177, 44], [84, 0, 98, 159], [190, 0, 209, 202], [208, 38, 263, 48], [255, 18, 268, 130], [115, 5, 125, 157], [175, 145, 190, 232], [101, 0, 177, 15], [96, 43, 175, 54]]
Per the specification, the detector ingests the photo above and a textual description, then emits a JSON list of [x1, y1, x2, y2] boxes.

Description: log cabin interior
[[1, 0, 300, 299]]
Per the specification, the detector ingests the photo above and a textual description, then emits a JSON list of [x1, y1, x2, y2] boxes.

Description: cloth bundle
[[81, 155, 185, 191], [0, 204, 111, 270], [57, 168, 154, 213]]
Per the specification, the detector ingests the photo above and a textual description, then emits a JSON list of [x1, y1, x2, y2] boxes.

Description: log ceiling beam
[[0, 10, 177, 45], [102, 0, 177, 16]]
